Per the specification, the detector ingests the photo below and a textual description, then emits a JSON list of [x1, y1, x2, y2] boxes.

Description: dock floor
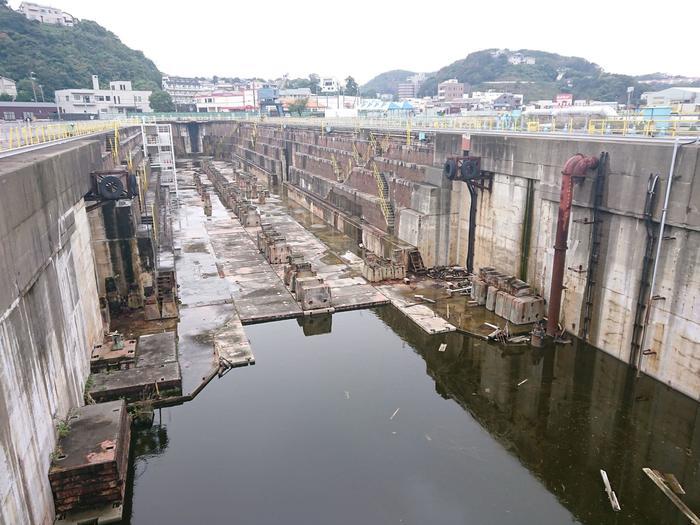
[[174, 163, 255, 395], [201, 161, 388, 323]]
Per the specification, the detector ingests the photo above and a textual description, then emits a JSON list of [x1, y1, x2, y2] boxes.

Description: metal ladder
[[580, 151, 608, 341], [372, 162, 395, 231], [408, 249, 425, 273]]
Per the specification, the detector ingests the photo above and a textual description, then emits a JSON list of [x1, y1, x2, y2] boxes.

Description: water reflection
[[122, 414, 170, 521], [373, 306, 700, 525], [297, 313, 333, 336], [124, 306, 700, 525]]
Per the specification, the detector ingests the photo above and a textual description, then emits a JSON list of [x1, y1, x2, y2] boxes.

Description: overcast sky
[[11, 0, 700, 82]]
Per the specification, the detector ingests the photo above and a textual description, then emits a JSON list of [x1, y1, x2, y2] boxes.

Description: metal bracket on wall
[[469, 171, 494, 192]]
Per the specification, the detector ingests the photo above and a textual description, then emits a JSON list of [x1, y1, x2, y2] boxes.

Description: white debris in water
[[340, 251, 362, 264]]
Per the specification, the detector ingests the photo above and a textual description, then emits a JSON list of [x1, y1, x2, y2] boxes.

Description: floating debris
[[517, 379, 529, 387], [414, 294, 436, 304], [600, 469, 621, 511], [643, 468, 698, 523], [389, 408, 400, 420], [438, 343, 447, 353], [344, 391, 350, 400], [663, 473, 686, 495]]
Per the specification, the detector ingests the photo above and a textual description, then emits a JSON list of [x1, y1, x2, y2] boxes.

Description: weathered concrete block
[[471, 279, 488, 305], [362, 262, 385, 283], [241, 206, 261, 228], [497, 275, 515, 291], [509, 279, 532, 297], [266, 238, 291, 264], [486, 285, 498, 311], [495, 290, 515, 319], [298, 282, 332, 310], [509, 296, 546, 325], [294, 276, 324, 298]]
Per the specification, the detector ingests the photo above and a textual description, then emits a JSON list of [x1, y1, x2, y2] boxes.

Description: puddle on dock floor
[[120, 307, 700, 525]]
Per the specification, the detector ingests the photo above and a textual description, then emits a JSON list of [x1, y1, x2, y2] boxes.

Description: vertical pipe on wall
[[546, 154, 599, 337], [635, 137, 682, 372], [466, 181, 477, 274], [519, 178, 535, 281]]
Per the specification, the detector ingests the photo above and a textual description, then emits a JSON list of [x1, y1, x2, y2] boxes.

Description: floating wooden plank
[[517, 379, 529, 387], [663, 473, 686, 495], [600, 469, 621, 511], [643, 468, 699, 524], [389, 408, 400, 420]]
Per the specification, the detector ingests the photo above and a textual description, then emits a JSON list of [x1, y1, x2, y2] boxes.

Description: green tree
[[344, 76, 358, 96], [288, 77, 311, 89], [149, 90, 175, 112], [0, 8, 162, 102], [309, 73, 320, 95], [14, 79, 35, 102], [134, 79, 160, 92], [288, 97, 308, 116], [0, 93, 12, 101]]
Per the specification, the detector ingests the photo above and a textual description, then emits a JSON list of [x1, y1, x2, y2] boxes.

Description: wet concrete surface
[[88, 332, 182, 403], [379, 279, 534, 338], [253, 195, 388, 313], [377, 281, 457, 334], [173, 161, 255, 393], [119, 307, 700, 525], [202, 160, 388, 320]]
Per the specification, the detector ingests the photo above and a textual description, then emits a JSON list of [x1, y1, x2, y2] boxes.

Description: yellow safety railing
[[0, 117, 142, 154]]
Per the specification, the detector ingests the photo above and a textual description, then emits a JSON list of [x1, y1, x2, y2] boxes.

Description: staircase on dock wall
[[372, 162, 395, 232]]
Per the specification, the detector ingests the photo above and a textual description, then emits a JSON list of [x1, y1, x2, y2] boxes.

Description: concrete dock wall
[[466, 135, 700, 399], [0, 132, 143, 524], [198, 122, 454, 266], [192, 120, 698, 398]]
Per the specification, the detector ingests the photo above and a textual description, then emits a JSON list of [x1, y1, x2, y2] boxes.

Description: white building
[[55, 75, 152, 117], [507, 52, 536, 65], [641, 87, 700, 108], [470, 91, 524, 110], [162, 76, 214, 108], [279, 88, 312, 100], [195, 91, 256, 112], [0, 77, 17, 100], [438, 79, 465, 100], [18, 2, 74, 26], [320, 78, 340, 94]]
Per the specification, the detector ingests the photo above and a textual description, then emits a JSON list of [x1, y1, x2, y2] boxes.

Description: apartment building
[[55, 75, 152, 117], [18, 2, 74, 26]]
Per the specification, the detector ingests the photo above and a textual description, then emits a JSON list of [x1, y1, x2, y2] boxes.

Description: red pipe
[[546, 153, 599, 337]]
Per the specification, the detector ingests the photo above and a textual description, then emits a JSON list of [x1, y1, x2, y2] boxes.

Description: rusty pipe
[[546, 153, 599, 337]]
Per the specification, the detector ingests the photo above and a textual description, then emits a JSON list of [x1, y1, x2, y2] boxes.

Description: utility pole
[[29, 71, 38, 102], [626, 86, 634, 132]]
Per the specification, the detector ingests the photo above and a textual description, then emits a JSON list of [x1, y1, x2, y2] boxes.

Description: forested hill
[[0, 3, 162, 101], [360, 69, 418, 97], [364, 49, 700, 103]]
